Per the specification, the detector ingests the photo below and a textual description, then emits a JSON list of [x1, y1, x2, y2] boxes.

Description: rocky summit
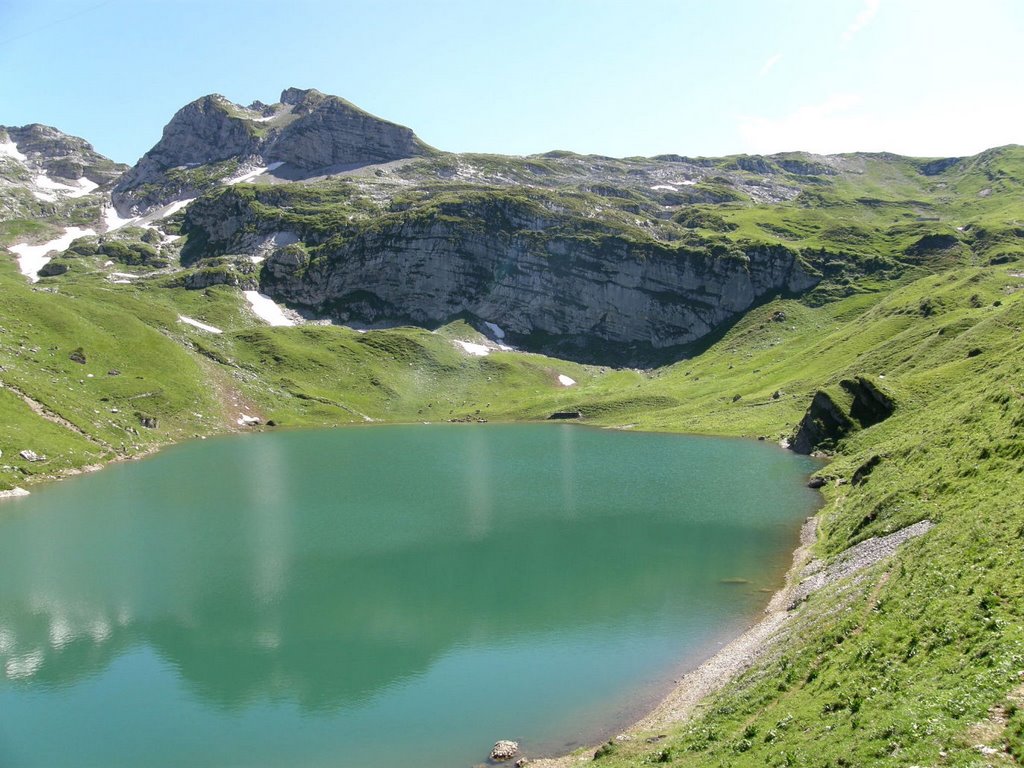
[[112, 88, 432, 216]]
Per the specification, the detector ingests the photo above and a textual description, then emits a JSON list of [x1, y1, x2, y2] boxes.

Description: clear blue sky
[[2, 0, 1022, 165]]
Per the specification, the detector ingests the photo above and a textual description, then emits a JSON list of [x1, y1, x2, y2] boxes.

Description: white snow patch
[[110, 272, 136, 279], [651, 184, 677, 191], [248, 255, 265, 264], [178, 316, 223, 334], [102, 205, 138, 232], [226, 166, 267, 185], [225, 161, 285, 185], [112, 280, 131, 284], [679, 179, 697, 186], [558, 374, 577, 387], [484, 321, 505, 340], [455, 340, 490, 356], [34, 175, 71, 191], [243, 290, 295, 326], [159, 198, 195, 218], [68, 177, 99, 198], [9, 226, 95, 282], [33, 174, 98, 199], [0, 138, 27, 162]]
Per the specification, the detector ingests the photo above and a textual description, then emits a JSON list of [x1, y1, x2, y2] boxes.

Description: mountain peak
[[279, 87, 326, 107], [112, 88, 434, 215]]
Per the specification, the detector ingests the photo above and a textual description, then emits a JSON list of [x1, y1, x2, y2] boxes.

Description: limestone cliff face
[[0, 124, 126, 221], [112, 89, 432, 215], [267, 88, 427, 171], [2, 124, 126, 184], [183, 193, 818, 364]]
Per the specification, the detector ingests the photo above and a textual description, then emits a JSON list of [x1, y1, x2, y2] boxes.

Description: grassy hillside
[[4, 249, 1023, 763], [3, 144, 1024, 765]]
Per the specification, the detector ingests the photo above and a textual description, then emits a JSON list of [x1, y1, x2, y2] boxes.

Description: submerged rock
[[490, 740, 519, 761]]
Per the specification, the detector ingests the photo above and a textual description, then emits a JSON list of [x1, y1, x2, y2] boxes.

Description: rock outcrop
[[112, 88, 432, 215], [267, 88, 427, 171], [790, 376, 895, 454], [182, 190, 820, 364], [1, 124, 125, 222], [2, 124, 126, 185]]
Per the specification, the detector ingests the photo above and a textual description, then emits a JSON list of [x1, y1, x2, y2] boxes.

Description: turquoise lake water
[[0, 424, 819, 767]]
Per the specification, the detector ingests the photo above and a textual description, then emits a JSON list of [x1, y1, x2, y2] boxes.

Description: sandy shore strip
[[528, 516, 934, 766]]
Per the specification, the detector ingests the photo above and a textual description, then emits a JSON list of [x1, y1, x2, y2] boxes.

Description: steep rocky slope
[[112, 87, 433, 215], [7, 89, 1024, 365], [0, 124, 125, 225], [182, 185, 819, 362]]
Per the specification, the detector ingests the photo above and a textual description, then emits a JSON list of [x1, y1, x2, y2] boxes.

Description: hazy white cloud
[[757, 53, 784, 78], [841, 0, 881, 46], [737, 91, 1024, 156]]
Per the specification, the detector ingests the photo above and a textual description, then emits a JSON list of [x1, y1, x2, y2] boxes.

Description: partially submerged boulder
[[490, 740, 519, 761]]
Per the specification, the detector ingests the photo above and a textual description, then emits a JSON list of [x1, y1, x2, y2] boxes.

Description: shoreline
[[1, 417, 832, 764], [526, 515, 935, 767], [0, 418, 801, 501], [528, 515, 820, 767]]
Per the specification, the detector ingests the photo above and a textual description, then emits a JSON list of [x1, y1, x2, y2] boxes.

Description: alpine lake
[[0, 423, 820, 767]]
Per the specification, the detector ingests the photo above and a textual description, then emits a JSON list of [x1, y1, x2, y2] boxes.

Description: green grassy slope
[[3, 144, 1024, 765]]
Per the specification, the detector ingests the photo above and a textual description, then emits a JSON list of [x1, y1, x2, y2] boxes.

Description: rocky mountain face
[[183, 188, 818, 363], [0, 125, 125, 221], [8, 86, 1020, 365], [2, 124, 125, 185], [112, 88, 432, 215]]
